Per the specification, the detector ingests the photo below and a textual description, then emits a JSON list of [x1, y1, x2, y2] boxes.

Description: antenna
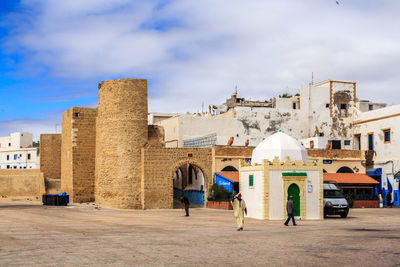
[[235, 85, 238, 95], [311, 72, 314, 85], [55, 124, 59, 133]]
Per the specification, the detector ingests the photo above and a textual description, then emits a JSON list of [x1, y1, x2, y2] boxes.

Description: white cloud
[[3, 0, 400, 116], [0, 118, 60, 141]]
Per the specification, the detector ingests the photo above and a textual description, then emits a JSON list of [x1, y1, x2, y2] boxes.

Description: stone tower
[[95, 79, 148, 209]]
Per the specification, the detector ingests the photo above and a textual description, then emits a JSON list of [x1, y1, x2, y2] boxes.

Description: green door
[[288, 184, 300, 216]]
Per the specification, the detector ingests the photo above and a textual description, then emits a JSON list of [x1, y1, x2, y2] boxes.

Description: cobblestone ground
[[0, 199, 399, 266]]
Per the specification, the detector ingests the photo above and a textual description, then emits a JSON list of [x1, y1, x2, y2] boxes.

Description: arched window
[[221, 166, 238, 172], [336, 166, 354, 173]]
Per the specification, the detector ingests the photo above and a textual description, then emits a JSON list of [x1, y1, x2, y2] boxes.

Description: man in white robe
[[231, 193, 247, 231]]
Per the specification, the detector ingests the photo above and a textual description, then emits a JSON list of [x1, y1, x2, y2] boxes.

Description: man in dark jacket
[[284, 196, 297, 226], [180, 196, 190, 216]]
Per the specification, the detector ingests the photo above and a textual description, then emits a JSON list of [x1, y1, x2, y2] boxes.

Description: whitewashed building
[[240, 131, 323, 220], [0, 132, 39, 169], [353, 104, 400, 206]]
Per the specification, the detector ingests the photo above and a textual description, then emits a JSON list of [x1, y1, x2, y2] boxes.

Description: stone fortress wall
[[61, 107, 97, 203], [40, 134, 61, 180], [39, 78, 213, 209]]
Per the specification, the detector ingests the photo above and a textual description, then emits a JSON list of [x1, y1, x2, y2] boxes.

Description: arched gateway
[[141, 147, 213, 209]]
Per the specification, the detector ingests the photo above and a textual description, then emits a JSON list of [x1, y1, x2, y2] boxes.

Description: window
[[13, 154, 18, 160], [27, 154, 31, 160], [8, 143, 11, 147], [309, 140, 314, 149], [6, 165, 10, 169], [326, 103, 330, 108], [339, 103, 348, 117], [293, 103, 296, 109], [369, 104, 373, 110], [368, 133, 374, 150], [13, 166, 17, 169], [383, 129, 391, 143], [344, 140, 351, 146], [74, 112, 80, 118], [249, 174, 254, 187], [354, 134, 361, 150], [6, 155, 9, 160], [330, 140, 341, 150]]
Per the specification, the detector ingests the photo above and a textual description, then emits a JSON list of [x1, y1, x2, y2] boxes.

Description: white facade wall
[[301, 137, 329, 149], [268, 170, 284, 220], [353, 104, 400, 175], [240, 170, 263, 220], [300, 81, 355, 142], [0, 132, 38, 169], [305, 170, 320, 220], [0, 148, 39, 169], [159, 106, 308, 148]]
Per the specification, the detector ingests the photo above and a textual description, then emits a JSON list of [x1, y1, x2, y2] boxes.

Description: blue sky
[[0, 0, 400, 140]]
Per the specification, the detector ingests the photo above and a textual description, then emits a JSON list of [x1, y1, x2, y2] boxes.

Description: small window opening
[[344, 140, 351, 146], [383, 129, 390, 143], [326, 103, 330, 108], [368, 104, 373, 110], [340, 103, 348, 117], [293, 103, 296, 109], [27, 154, 31, 160], [74, 112, 80, 118]]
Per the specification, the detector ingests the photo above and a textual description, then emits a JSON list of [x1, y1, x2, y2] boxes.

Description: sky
[[0, 0, 400, 140]]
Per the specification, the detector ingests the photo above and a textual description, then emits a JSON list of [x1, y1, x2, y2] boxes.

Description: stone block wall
[[142, 147, 213, 209], [61, 107, 97, 203], [40, 134, 61, 179], [95, 79, 148, 209], [0, 169, 45, 197]]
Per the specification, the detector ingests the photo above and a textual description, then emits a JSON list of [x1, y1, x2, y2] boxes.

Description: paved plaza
[[0, 199, 399, 266]]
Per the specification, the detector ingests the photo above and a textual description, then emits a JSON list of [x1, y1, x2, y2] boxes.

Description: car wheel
[[340, 213, 348, 218]]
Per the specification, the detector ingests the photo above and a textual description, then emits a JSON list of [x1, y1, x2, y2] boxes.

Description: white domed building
[[239, 131, 323, 220]]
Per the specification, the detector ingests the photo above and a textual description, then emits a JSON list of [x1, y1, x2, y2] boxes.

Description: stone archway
[[170, 159, 211, 208], [172, 163, 206, 208], [282, 176, 306, 219], [141, 147, 213, 209]]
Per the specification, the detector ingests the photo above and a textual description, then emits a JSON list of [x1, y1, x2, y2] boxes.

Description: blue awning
[[366, 168, 382, 177]]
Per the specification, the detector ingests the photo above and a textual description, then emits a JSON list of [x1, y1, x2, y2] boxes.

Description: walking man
[[180, 196, 190, 216], [284, 196, 297, 226], [231, 193, 247, 231]]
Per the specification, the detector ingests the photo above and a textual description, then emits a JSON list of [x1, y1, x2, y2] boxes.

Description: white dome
[[251, 131, 308, 164]]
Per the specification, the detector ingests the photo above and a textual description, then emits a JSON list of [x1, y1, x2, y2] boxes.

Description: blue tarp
[[366, 168, 382, 177], [215, 173, 234, 193]]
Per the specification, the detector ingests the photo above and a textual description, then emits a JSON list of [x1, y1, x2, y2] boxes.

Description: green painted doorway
[[288, 183, 300, 216]]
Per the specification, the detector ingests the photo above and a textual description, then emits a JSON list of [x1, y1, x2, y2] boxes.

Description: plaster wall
[[240, 170, 263, 219], [160, 106, 307, 148], [353, 105, 400, 174], [268, 170, 284, 220], [0, 132, 33, 150], [0, 148, 38, 169], [305, 170, 320, 219], [300, 81, 355, 140]]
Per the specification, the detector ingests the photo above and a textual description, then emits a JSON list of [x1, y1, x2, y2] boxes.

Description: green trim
[[282, 172, 307, 177]]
